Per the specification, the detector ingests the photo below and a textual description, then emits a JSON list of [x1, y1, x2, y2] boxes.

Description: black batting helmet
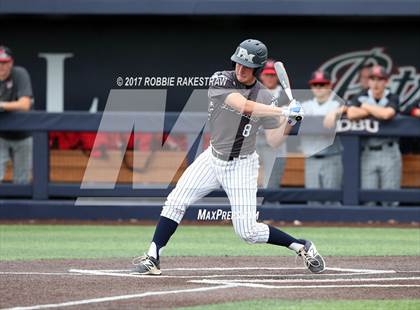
[[231, 39, 268, 69]]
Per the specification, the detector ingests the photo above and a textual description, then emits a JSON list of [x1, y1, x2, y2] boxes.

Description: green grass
[[0, 225, 419, 260], [179, 299, 420, 310]]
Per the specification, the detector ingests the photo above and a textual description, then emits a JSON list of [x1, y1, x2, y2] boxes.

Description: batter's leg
[[132, 148, 220, 275], [219, 154, 325, 273], [148, 148, 220, 259], [219, 154, 304, 250], [221, 156, 325, 273]]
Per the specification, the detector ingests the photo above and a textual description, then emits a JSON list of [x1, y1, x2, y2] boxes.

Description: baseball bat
[[274, 61, 302, 121]]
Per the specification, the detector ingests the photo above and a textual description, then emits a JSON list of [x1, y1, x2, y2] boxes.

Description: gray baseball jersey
[[159, 70, 292, 250], [208, 70, 280, 157]]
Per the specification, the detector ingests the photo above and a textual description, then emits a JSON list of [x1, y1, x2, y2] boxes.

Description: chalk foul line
[[3, 284, 237, 310]]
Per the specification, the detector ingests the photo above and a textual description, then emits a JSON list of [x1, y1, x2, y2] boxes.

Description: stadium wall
[[0, 12, 419, 222], [0, 15, 418, 113]]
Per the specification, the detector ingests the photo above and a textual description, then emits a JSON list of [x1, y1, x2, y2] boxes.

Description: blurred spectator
[[347, 65, 401, 206], [0, 46, 33, 184], [256, 60, 288, 188], [301, 70, 343, 204]]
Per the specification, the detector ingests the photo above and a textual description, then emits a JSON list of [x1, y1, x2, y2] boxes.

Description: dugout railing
[[0, 111, 419, 206]]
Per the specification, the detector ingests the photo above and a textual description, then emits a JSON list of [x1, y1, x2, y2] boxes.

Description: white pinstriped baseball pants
[[161, 147, 270, 244]]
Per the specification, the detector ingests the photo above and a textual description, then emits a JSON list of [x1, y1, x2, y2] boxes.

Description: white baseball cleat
[[298, 240, 326, 273], [131, 254, 162, 275]]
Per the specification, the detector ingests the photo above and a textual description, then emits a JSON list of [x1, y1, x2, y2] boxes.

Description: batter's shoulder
[[255, 82, 278, 106], [255, 79, 267, 90], [209, 70, 236, 88], [211, 70, 235, 79]]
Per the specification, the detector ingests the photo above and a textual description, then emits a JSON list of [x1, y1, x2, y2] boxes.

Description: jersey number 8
[[242, 124, 252, 137]]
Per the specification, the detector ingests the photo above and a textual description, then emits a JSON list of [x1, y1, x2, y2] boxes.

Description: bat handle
[[284, 88, 294, 102], [282, 100, 304, 123]]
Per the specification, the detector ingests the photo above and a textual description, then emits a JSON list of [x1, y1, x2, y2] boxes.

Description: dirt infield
[[1, 256, 420, 309]]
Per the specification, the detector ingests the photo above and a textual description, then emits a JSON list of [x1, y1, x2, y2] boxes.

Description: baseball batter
[[132, 39, 325, 275]]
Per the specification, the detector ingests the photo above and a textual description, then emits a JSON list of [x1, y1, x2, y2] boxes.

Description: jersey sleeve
[[208, 71, 242, 104], [261, 116, 280, 129], [14, 67, 33, 99], [257, 88, 281, 129]]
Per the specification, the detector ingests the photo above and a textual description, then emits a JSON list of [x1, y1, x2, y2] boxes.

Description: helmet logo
[[237, 47, 255, 63]]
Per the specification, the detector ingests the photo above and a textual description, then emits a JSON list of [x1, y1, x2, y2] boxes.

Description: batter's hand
[[282, 99, 304, 126]]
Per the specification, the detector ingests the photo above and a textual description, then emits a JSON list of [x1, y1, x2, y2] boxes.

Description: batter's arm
[[265, 119, 291, 148], [225, 92, 284, 117]]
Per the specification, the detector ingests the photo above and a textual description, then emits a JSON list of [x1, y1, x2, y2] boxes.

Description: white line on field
[[0, 272, 83, 276], [68, 269, 313, 279], [68, 269, 388, 279], [74, 267, 305, 273], [68, 269, 199, 278], [164, 267, 305, 271], [164, 267, 395, 274], [2, 284, 237, 310], [325, 267, 396, 274], [69, 269, 252, 279], [0, 266, 396, 280], [188, 279, 420, 289], [189, 276, 420, 284], [252, 283, 420, 289], [68, 266, 395, 276]]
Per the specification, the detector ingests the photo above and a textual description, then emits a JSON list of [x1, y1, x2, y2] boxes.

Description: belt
[[211, 147, 249, 161], [363, 142, 395, 151]]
